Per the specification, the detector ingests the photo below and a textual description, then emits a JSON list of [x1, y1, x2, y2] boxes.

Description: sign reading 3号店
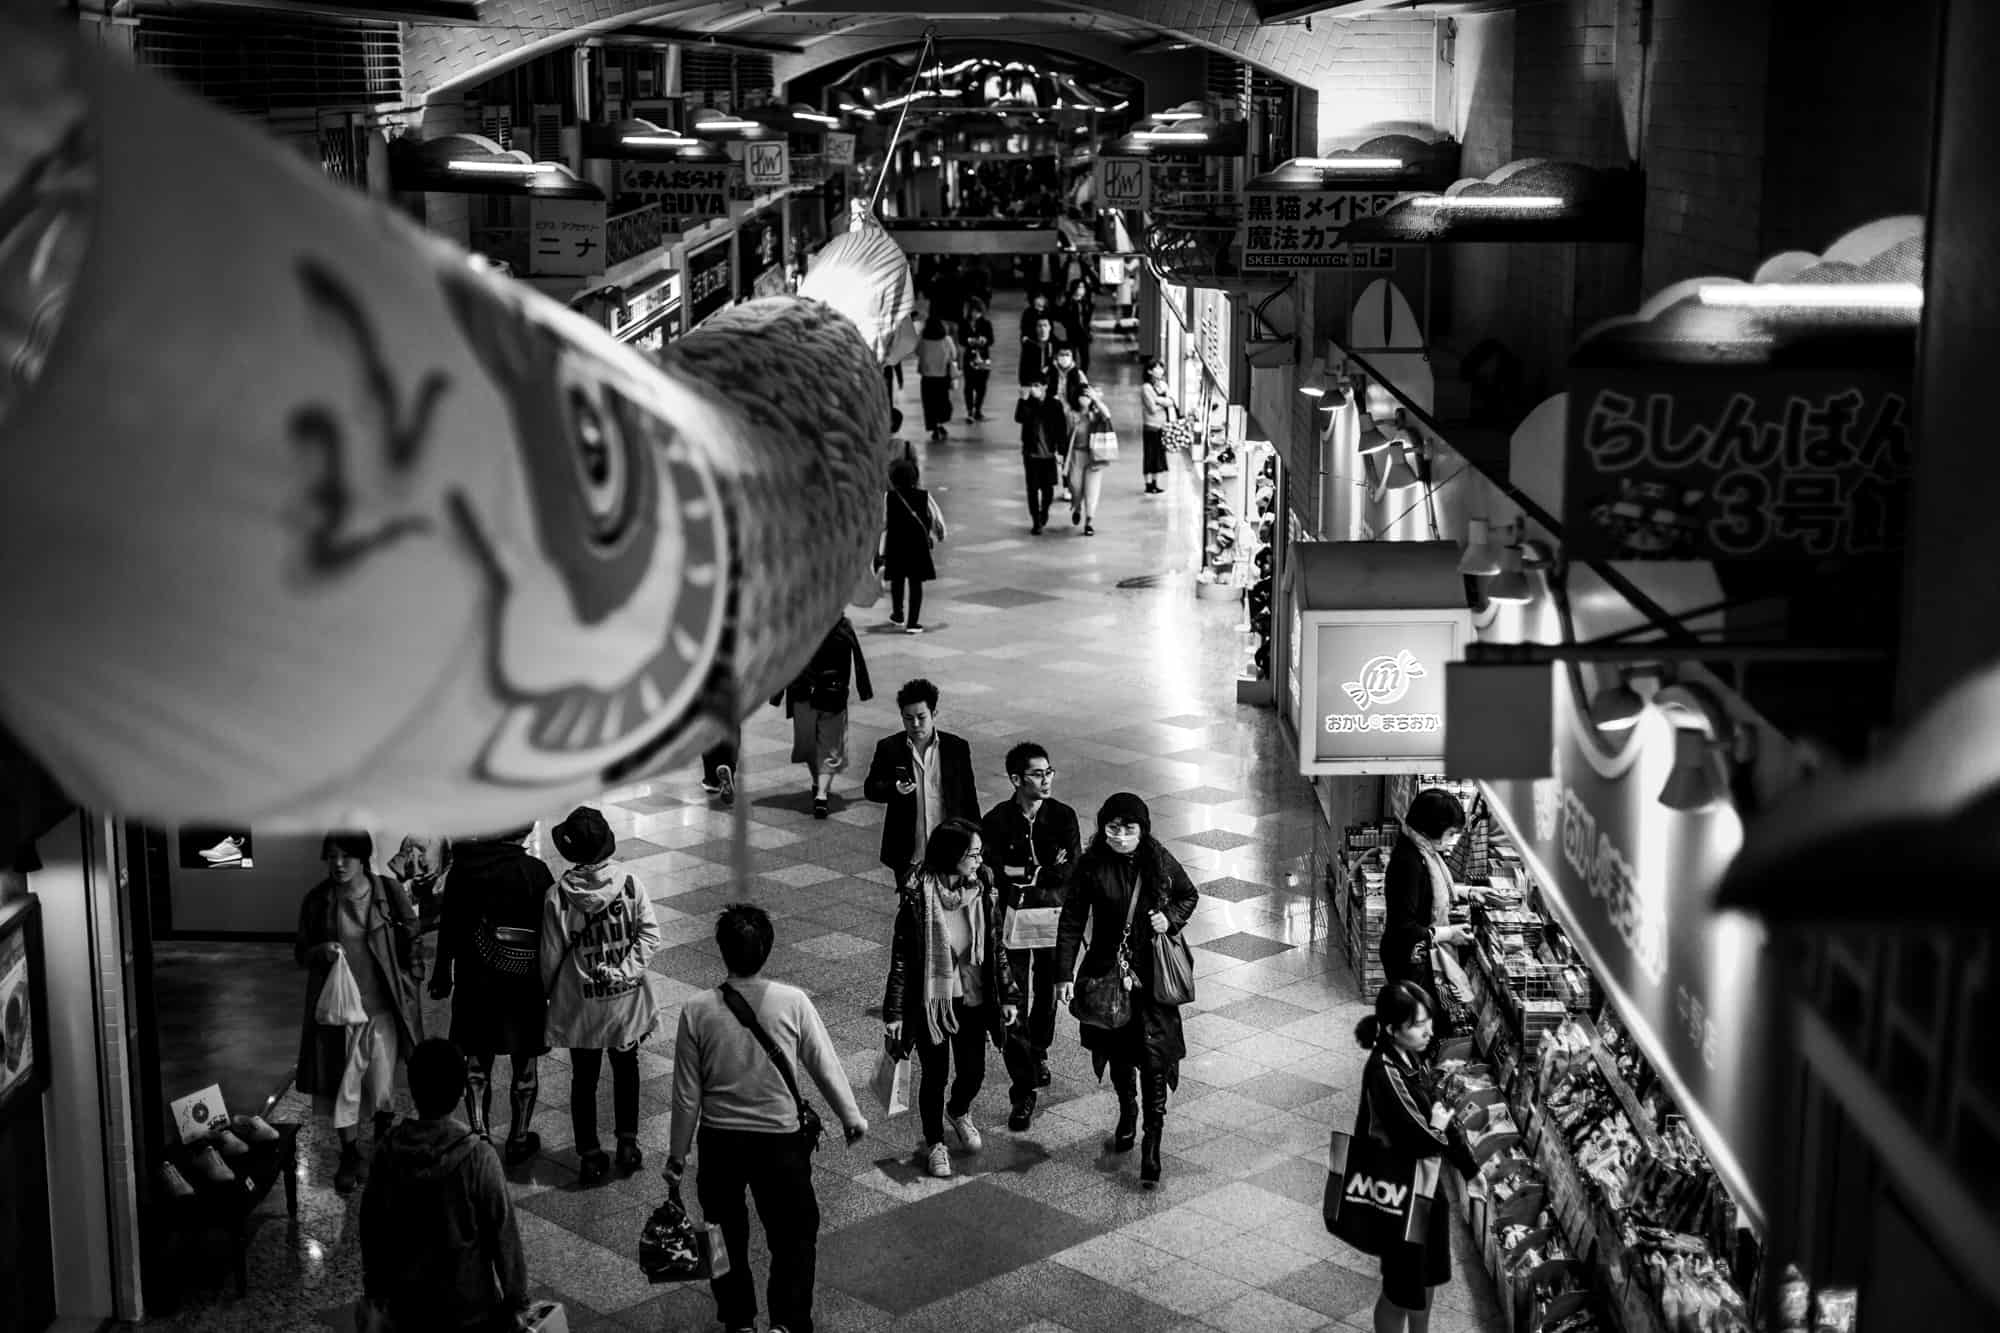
[[1296, 611, 1470, 774], [1562, 369, 1913, 561]]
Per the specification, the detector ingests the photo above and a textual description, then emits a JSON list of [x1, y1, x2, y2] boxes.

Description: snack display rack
[[1354, 776, 1858, 1333], [1238, 450, 1279, 683]]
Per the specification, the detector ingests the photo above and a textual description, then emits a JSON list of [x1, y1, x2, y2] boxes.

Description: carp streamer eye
[[559, 361, 635, 548]]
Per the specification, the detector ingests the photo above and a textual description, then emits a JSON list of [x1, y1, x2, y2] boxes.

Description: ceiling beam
[[611, 27, 809, 52]]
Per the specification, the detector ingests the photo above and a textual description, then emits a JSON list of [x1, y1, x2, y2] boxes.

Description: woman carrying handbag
[[1052, 793, 1198, 1188], [1335, 982, 1481, 1333]]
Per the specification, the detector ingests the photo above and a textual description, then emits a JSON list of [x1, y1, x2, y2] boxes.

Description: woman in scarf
[[1379, 788, 1486, 1027], [1052, 793, 1198, 1188], [543, 806, 661, 1184], [294, 832, 425, 1193], [883, 816, 1019, 1179]]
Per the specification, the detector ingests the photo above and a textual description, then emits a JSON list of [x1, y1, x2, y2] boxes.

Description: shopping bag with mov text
[[1322, 1126, 1442, 1255], [313, 949, 368, 1026], [870, 1046, 912, 1116]]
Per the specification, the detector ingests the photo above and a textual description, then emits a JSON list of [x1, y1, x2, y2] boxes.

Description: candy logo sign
[[1342, 649, 1425, 710]]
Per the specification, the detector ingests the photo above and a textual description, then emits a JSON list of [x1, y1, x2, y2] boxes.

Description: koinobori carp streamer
[[0, 19, 893, 834]]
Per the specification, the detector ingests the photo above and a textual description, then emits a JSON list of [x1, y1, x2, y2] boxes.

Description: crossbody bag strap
[[1114, 873, 1142, 963], [894, 489, 931, 535], [719, 984, 808, 1126]]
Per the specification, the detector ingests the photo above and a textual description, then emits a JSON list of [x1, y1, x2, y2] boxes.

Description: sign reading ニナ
[[1563, 370, 1913, 560], [526, 196, 607, 278], [1242, 190, 1398, 271], [1297, 612, 1468, 774]]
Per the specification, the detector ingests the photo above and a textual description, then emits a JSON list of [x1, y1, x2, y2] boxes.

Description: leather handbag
[[639, 1179, 730, 1283], [1149, 929, 1195, 1006], [1070, 884, 1141, 1030]]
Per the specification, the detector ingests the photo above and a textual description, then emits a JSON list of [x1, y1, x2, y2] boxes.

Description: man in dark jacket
[[431, 827, 554, 1164], [863, 677, 980, 889], [361, 1039, 530, 1332], [981, 742, 1082, 1130]]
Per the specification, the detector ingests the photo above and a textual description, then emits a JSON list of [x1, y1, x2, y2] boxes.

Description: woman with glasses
[[1054, 793, 1199, 1188], [294, 832, 425, 1193], [883, 817, 1020, 1178]]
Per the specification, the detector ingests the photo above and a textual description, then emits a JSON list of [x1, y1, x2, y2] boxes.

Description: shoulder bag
[[894, 490, 936, 550], [1149, 918, 1196, 1006], [718, 984, 826, 1152], [1322, 1091, 1443, 1254], [1069, 879, 1141, 1030]]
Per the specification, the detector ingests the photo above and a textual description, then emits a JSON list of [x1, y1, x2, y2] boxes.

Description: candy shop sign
[[1296, 612, 1469, 775]]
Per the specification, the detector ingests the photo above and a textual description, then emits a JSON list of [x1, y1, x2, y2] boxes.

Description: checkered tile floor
[[147, 297, 1502, 1333]]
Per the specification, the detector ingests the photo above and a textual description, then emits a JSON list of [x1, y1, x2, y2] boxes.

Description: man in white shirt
[[667, 906, 867, 1333]]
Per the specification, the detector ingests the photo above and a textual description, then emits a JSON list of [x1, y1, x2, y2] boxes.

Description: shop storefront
[[734, 203, 788, 302], [607, 268, 682, 354], [681, 232, 735, 333]]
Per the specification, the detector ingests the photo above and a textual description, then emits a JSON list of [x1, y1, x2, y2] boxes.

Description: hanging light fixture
[[1456, 518, 1502, 576], [1379, 440, 1423, 492], [1299, 357, 1328, 397], [1658, 725, 1724, 811], [1356, 419, 1393, 457], [1588, 670, 1647, 731], [1485, 541, 1533, 604]]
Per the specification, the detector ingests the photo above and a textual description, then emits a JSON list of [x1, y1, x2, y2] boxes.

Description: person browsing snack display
[[1380, 787, 1489, 1030]]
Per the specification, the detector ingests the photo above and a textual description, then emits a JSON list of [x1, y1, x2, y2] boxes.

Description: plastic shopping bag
[[314, 949, 368, 1026], [870, 1043, 912, 1116], [639, 1180, 729, 1283]]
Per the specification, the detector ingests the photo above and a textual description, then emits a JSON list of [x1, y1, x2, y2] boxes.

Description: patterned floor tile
[[1198, 931, 1298, 963]]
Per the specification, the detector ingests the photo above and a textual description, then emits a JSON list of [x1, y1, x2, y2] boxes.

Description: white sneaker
[[199, 836, 244, 864], [947, 1112, 982, 1151], [927, 1142, 953, 1178]]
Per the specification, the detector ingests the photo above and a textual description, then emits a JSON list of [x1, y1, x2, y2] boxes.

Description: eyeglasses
[[962, 850, 985, 859], [1019, 769, 1056, 780]]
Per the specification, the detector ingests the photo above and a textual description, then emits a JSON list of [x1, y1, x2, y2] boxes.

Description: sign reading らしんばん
[[1563, 369, 1913, 561], [1241, 190, 1397, 271], [1297, 611, 1470, 774]]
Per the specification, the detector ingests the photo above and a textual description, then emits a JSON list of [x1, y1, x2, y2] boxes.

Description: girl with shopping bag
[[295, 832, 425, 1193], [1326, 982, 1480, 1332]]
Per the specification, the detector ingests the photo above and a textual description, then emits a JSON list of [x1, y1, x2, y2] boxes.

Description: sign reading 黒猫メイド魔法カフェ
[[1562, 369, 1913, 561], [1241, 190, 1399, 271], [1296, 611, 1471, 775]]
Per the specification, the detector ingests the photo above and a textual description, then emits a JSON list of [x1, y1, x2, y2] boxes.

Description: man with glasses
[[981, 742, 1082, 1131]]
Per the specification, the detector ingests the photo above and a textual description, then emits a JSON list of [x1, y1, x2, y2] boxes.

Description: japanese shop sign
[[1097, 155, 1148, 209], [745, 140, 790, 191], [1563, 370, 1913, 560], [735, 209, 781, 300], [824, 132, 856, 168], [682, 236, 734, 330], [526, 196, 607, 277], [1479, 682, 1770, 1227], [1242, 190, 1399, 271], [1297, 612, 1468, 774], [615, 162, 730, 232], [604, 202, 665, 269]]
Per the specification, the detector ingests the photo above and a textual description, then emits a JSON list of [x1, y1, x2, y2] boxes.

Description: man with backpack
[[772, 614, 873, 820]]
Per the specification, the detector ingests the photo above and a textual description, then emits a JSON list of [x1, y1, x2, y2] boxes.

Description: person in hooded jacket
[[1053, 793, 1199, 1188], [360, 1038, 530, 1333], [773, 614, 874, 819], [431, 827, 555, 1165], [295, 831, 425, 1194], [543, 807, 662, 1185]]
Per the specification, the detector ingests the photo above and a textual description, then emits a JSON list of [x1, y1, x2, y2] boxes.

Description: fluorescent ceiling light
[[448, 159, 548, 176], [1137, 130, 1208, 143], [1295, 157, 1403, 170], [1695, 282, 1923, 312], [1153, 108, 1200, 121], [622, 133, 696, 147], [796, 111, 840, 126], [1410, 196, 1564, 210], [696, 118, 760, 132], [1110, 100, 1130, 112]]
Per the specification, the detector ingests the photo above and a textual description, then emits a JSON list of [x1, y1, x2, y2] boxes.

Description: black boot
[[1108, 1062, 1138, 1153], [464, 1060, 494, 1141], [334, 1139, 363, 1195], [503, 1060, 541, 1167], [1008, 1093, 1036, 1132], [1139, 1068, 1168, 1188]]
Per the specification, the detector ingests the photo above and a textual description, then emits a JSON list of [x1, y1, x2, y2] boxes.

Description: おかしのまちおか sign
[[1297, 612, 1470, 774]]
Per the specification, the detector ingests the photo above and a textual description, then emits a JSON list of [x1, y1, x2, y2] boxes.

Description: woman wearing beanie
[[883, 817, 1020, 1179], [1053, 793, 1199, 1187], [1350, 981, 1480, 1332], [543, 806, 662, 1184]]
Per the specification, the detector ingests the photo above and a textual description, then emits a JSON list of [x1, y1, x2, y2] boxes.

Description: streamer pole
[[866, 25, 939, 215]]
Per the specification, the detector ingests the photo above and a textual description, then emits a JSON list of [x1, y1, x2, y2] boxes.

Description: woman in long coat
[[880, 455, 946, 634], [1380, 787, 1479, 1027], [1053, 792, 1198, 1188], [295, 831, 425, 1193]]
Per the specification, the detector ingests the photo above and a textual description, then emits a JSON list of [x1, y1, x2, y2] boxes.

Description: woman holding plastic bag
[[295, 831, 425, 1193]]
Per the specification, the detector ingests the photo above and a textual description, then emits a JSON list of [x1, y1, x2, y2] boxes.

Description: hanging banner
[[1480, 684, 1769, 1228], [615, 162, 730, 233], [1241, 189, 1399, 271], [824, 132, 856, 168], [683, 236, 734, 329], [745, 139, 790, 191], [526, 196, 607, 278], [1562, 369, 1913, 560], [1096, 155, 1147, 210]]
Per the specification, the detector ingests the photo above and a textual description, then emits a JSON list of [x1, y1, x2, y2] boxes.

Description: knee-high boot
[[1139, 1068, 1169, 1188], [1108, 1062, 1139, 1153], [504, 1057, 541, 1166], [464, 1056, 494, 1140]]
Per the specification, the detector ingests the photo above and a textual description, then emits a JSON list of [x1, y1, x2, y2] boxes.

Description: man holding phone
[[862, 678, 980, 891], [981, 742, 1082, 1131]]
